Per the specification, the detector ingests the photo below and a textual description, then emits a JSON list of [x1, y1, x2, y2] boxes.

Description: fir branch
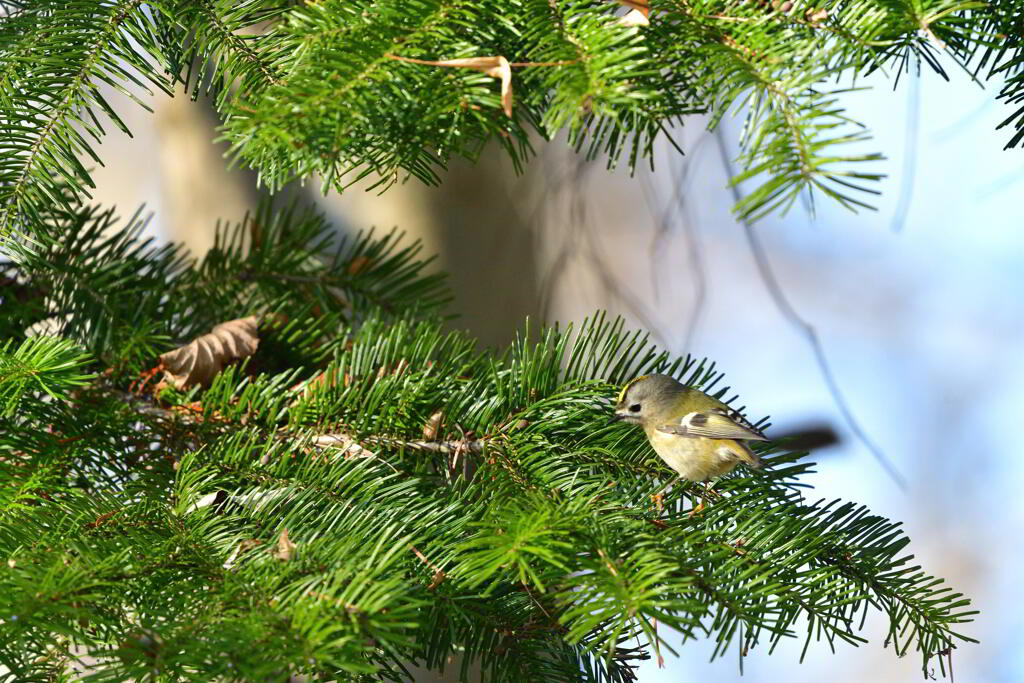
[[2, 268, 968, 677], [0, 0, 169, 241], [153, 0, 289, 105], [2, 0, 1017, 227], [0, 336, 93, 417]]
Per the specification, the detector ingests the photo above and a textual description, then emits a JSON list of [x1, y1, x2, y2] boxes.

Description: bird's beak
[[609, 410, 625, 425]]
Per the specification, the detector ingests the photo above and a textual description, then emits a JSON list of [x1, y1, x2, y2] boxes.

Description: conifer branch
[[2, 203, 975, 679]]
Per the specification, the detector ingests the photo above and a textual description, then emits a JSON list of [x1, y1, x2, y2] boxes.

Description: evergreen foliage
[[1, 202, 975, 680], [0, 0, 993, 679], [1, 0, 1022, 241]]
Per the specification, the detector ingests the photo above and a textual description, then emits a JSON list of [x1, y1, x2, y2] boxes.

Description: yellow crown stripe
[[617, 374, 650, 404]]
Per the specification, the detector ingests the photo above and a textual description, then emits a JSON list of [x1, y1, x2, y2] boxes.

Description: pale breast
[[646, 429, 741, 482]]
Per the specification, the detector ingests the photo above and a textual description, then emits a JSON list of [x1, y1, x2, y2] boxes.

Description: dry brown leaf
[[491, 57, 513, 117], [806, 8, 828, 23], [423, 410, 444, 440], [389, 54, 513, 117], [223, 538, 263, 570], [435, 57, 512, 117], [159, 315, 262, 389], [347, 255, 372, 275], [618, 9, 649, 26], [84, 510, 121, 530], [615, 0, 649, 26], [239, 538, 263, 552], [272, 528, 296, 561], [375, 358, 409, 380]]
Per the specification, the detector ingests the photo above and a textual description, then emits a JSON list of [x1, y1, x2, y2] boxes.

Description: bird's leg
[[650, 478, 675, 513], [688, 481, 716, 517], [688, 482, 705, 517], [688, 498, 703, 517]]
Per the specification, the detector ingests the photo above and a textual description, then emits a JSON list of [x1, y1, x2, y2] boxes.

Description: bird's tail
[[737, 442, 763, 470], [740, 425, 839, 471], [771, 425, 839, 451]]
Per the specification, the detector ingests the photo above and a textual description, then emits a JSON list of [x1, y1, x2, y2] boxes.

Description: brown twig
[[507, 60, 577, 67], [386, 54, 574, 69], [408, 544, 446, 590], [312, 432, 488, 457]]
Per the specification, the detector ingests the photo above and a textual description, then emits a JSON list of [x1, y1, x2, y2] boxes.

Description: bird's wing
[[656, 409, 768, 441]]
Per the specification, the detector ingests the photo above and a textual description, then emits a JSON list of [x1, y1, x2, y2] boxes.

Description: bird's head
[[612, 374, 685, 426]]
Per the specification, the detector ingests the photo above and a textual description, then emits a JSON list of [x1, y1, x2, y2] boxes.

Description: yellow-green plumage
[[613, 374, 765, 482]]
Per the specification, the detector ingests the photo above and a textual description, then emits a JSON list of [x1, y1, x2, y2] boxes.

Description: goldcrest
[[612, 374, 765, 482]]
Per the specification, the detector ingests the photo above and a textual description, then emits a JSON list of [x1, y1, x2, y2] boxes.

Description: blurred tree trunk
[[90, 84, 542, 349], [152, 93, 263, 256], [314, 146, 542, 348]]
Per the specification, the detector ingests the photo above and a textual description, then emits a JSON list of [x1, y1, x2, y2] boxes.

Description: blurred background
[[85, 60, 1022, 681]]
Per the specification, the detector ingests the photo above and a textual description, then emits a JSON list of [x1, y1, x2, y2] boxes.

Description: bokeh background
[[83, 58, 1022, 682]]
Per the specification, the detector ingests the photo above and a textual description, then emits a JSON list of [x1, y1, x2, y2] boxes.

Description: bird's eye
[[629, 404, 641, 413]]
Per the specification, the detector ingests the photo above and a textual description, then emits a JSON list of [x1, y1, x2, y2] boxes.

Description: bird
[[611, 373, 767, 512]]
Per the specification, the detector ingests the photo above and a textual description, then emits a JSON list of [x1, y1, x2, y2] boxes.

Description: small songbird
[[611, 374, 766, 492]]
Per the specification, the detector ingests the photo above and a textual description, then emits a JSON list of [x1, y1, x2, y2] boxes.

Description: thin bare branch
[[713, 128, 908, 490]]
